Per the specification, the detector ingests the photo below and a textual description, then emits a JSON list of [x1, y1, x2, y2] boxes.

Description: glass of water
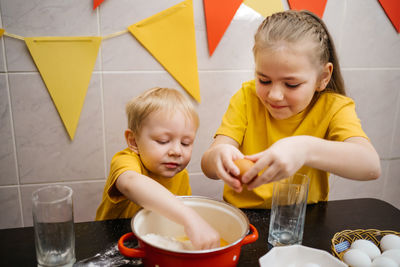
[[268, 174, 310, 246], [32, 185, 76, 267]]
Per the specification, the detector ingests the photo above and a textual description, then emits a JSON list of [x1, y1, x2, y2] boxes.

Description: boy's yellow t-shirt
[[215, 80, 368, 208], [96, 148, 191, 220]]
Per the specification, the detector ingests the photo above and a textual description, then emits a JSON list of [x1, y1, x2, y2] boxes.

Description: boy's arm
[[115, 170, 220, 250]]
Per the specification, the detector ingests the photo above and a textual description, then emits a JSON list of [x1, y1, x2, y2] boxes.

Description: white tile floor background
[[0, 0, 399, 229]]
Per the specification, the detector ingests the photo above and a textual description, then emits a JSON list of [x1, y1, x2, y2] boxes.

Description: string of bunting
[[0, 0, 398, 141]]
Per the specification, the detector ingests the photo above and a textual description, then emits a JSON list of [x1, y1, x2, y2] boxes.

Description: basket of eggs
[[331, 229, 400, 267]]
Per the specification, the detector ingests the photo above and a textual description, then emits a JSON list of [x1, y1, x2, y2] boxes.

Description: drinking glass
[[268, 174, 310, 246], [32, 185, 76, 267]]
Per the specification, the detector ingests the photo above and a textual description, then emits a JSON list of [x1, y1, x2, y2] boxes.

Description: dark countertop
[[1, 198, 399, 266]]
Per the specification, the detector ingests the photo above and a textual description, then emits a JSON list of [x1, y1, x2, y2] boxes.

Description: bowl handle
[[118, 232, 146, 258], [241, 224, 259, 245]]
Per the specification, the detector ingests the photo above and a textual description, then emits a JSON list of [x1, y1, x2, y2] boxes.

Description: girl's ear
[[317, 62, 333, 92], [125, 129, 139, 154]]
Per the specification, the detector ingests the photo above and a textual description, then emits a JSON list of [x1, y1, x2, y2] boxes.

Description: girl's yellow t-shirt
[[96, 148, 191, 220], [216, 80, 368, 208]]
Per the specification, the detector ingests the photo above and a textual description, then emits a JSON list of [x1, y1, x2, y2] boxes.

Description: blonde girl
[[201, 10, 381, 208]]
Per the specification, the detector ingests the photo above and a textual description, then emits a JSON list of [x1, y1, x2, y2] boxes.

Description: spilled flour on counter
[[142, 233, 194, 251], [74, 242, 142, 266]]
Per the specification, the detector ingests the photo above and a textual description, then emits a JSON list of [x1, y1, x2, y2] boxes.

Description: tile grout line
[[97, 4, 108, 180], [381, 86, 400, 200], [2, 68, 400, 76], [0, 15, 25, 226]]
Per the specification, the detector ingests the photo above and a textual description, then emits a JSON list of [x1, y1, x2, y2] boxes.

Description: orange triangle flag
[[0, 29, 4, 37], [93, 0, 105, 10], [203, 0, 243, 56], [288, 0, 327, 18], [25, 37, 101, 140], [128, 0, 201, 102], [378, 0, 400, 33]]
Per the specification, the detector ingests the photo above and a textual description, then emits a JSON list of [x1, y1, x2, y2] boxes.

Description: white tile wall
[[0, 0, 399, 229]]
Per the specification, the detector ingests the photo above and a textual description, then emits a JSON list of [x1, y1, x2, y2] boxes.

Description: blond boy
[[96, 87, 220, 250]]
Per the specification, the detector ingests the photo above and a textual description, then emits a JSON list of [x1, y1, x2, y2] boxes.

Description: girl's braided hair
[[253, 10, 345, 96]]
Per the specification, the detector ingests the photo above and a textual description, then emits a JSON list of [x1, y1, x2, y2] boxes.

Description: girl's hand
[[207, 143, 245, 192], [183, 210, 221, 250], [241, 136, 309, 189]]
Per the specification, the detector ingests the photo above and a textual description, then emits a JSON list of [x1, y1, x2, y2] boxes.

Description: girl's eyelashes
[[258, 78, 300, 88], [286, 83, 301, 88], [259, 79, 271, 85], [156, 140, 169, 144]]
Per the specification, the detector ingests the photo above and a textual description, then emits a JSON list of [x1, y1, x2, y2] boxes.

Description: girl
[[201, 10, 381, 208]]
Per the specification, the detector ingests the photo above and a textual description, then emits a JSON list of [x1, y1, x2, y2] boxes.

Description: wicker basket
[[331, 229, 400, 260]]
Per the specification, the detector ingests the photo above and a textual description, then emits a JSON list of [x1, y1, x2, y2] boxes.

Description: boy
[[96, 87, 220, 250]]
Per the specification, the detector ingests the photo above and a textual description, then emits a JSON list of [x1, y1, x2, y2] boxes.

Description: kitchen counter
[[1, 198, 399, 266]]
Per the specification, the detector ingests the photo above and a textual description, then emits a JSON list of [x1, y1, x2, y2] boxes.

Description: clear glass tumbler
[[32, 185, 76, 267], [268, 174, 310, 246]]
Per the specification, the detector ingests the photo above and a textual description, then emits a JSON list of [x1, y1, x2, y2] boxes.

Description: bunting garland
[[378, 0, 400, 33], [93, 0, 105, 10], [1, 0, 399, 140], [288, 0, 328, 18], [243, 0, 284, 18], [25, 37, 101, 140], [128, 0, 201, 102], [203, 0, 243, 56]]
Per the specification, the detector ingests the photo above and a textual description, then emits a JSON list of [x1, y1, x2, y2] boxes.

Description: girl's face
[[255, 41, 331, 120], [129, 109, 197, 178]]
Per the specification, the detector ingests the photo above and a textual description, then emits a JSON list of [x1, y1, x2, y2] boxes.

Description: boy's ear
[[125, 129, 139, 154], [317, 62, 333, 92]]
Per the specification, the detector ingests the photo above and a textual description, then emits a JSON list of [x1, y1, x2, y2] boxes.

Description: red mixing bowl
[[118, 196, 258, 267]]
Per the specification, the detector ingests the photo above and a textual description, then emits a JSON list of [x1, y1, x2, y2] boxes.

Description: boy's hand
[[183, 209, 221, 250]]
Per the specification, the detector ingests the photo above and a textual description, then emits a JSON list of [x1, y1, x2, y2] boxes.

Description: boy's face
[[254, 41, 331, 120], [132, 109, 197, 178]]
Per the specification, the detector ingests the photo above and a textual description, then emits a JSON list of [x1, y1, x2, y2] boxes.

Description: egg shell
[[351, 239, 381, 259], [343, 249, 372, 267], [382, 249, 400, 265], [233, 158, 255, 182], [371, 256, 398, 267], [380, 234, 400, 251]]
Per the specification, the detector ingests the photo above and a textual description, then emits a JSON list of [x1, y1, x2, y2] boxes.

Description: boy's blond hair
[[126, 87, 199, 134]]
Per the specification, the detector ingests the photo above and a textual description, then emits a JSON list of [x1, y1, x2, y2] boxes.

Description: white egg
[[351, 239, 381, 260], [343, 249, 372, 267], [380, 234, 400, 251], [371, 256, 398, 267], [382, 249, 400, 265]]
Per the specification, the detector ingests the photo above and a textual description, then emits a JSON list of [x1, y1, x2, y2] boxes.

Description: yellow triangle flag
[[0, 29, 4, 37], [128, 0, 201, 102], [243, 0, 284, 17], [25, 36, 101, 140]]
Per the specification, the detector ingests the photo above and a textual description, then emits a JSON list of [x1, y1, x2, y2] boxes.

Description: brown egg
[[233, 158, 255, 182]]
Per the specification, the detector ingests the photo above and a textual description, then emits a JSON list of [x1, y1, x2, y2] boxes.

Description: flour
[[73, 242, 142, 267], [142, 233, 194, 251]]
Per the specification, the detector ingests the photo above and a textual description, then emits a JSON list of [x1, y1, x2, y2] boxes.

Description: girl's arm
[[242, 136, 381, 189], [306, 136, 380, 179], [201, 135, 245, 192], [116, 170, 220, 250]]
